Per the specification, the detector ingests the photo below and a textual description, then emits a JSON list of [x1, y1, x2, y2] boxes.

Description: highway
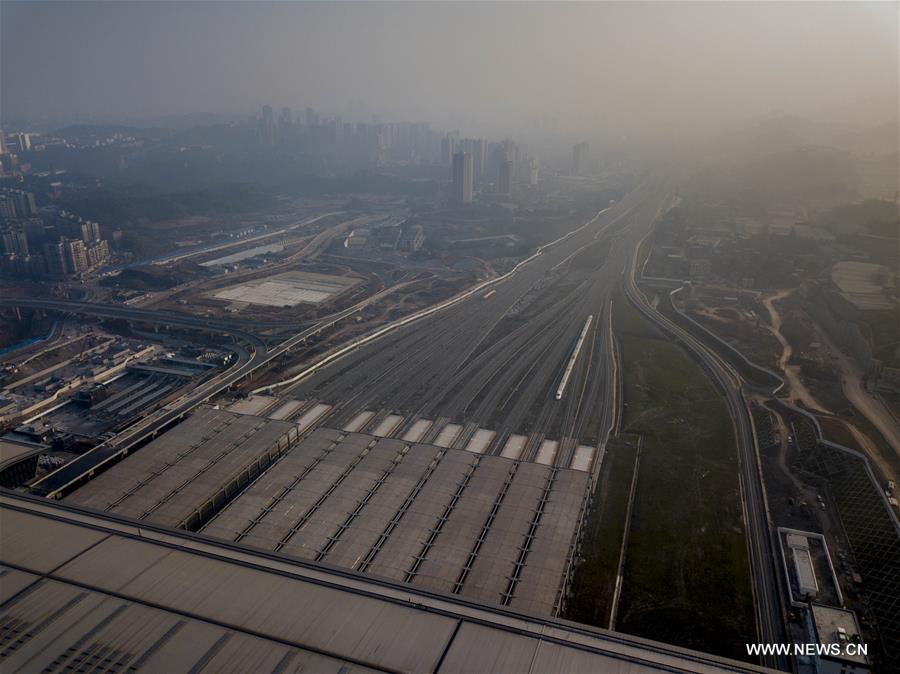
[[622, 233, 788, 671], [0, 296, 270, 342], [4, 289, 390, 497], [104, 211, 345, 271]]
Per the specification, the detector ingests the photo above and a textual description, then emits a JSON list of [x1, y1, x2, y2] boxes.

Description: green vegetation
[[611, 291, 755, 661], [751, 406, 778, 450], [565, 436, 639, 627]]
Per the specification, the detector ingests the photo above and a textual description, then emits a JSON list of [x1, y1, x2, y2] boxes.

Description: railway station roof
[[0, 491, 774, 674]]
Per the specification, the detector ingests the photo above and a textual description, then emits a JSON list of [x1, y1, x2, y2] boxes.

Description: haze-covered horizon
[[2, 1, 898, 141]]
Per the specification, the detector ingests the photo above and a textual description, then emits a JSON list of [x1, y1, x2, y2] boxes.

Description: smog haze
[[2, 1, 897, 139]]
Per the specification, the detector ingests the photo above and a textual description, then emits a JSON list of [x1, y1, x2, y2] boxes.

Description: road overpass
[[4, 290, 418, 498]]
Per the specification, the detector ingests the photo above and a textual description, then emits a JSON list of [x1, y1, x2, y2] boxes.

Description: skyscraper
[[528, 158, 539, 187], [572, 142, 589, 175], [43, 240, 68, 276], [0, 189, 37, 218], [66, 238, 88, 274], [472, 139, 488, 182], [261, 105, 276, 146], [13, 133, 31, 153], [498, 160, 513, 197], [279, 107, 293, 135], [502, 140, 518, 180], [441, 136, 455, 166], [79, 220, 101, 244], [0, 196, 13, 219], [1, 227, 29, 257], [451, 152, 474, 205]]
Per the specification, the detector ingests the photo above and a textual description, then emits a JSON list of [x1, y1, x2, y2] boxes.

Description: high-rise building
[[86, 240, 110, 268], [398, 224, 425, 252], [70, 220, 102, 244], [279, 107, 293, 134], [66, 238, 88, 274], [498, 160, 513, 197], [1, 227, 29, 257], [489, 143, 509, 181], [502, 140, 518, 179], [43, 240, 68, 276], [18, 191, 37, 217], [0, 189, 37, 218], [261, 105, 276, 146], [472, 139, 488, 181], [441, 136, 455, 165], [13, 133, 32, 153], [0, 195, 15, 219], [451, 152, 474, 205], [528, 158, 539, 187], [573, 142, 589, 175], [0, 131, 7, 155], [24, 218, 45, 245]]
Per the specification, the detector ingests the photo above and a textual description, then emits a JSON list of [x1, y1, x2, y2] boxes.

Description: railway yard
[[1, 4, 894, 671], [1, 178, 675, 613], [6, 170, 888, 671], [0, 176, 777, 663]]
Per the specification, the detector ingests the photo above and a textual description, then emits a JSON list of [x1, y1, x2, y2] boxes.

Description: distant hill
[[717, 145, 861, 203], [831, 122, 899, 156]]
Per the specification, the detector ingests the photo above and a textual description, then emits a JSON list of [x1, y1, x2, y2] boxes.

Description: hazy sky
[[2, 1, 897, 137]]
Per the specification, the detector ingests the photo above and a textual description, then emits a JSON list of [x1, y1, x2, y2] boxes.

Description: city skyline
[[0, 2, 897, 673], [2, 2, 897, 139]]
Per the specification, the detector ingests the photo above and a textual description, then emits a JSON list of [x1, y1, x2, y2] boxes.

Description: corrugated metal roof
[[1, 492, 775, 674]]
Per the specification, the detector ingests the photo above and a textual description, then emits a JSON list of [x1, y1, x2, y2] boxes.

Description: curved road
[[623, 234, 787, 672]]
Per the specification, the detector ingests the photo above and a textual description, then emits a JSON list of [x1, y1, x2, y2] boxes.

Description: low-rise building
[[398, 224, 425, 252], [809, 604, 870, 673]]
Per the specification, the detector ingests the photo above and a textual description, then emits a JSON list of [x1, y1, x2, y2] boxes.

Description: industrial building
[[786, 533, 819, 599], [777, 528, 843, 608], [0, 491, 774, 674]]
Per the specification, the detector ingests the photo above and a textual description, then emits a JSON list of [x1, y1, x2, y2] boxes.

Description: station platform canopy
[[0, 491, 774, 674]]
